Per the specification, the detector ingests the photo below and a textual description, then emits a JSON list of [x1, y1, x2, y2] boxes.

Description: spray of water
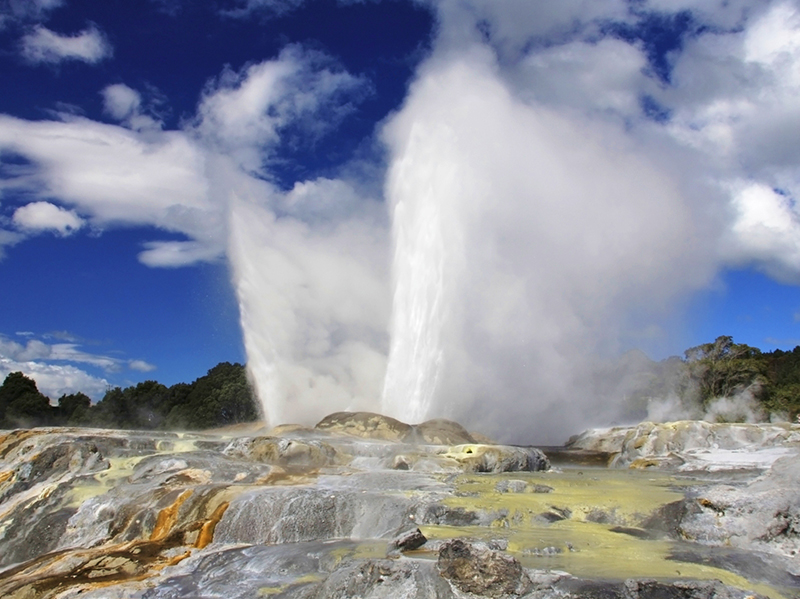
[[381, 127, 453, 423], [225, 170, 391, 427], [376, 48, 716, 442]]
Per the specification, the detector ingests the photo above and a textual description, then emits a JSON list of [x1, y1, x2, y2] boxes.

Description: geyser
[[376, 48, 713, 442], [226, 171, 390, 428], [226, 46, 715, 443], [223, 3, 792, 444]]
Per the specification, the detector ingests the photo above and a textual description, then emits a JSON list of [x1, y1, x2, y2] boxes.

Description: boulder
[[315, 412, 413, 441], [414, 419, 476, 445], [437, 539, 533, 597], [223, 436, 340, 468], [389, 527, 427, 553], [443, 444, 550, 472], [622, 578, 767, 599]]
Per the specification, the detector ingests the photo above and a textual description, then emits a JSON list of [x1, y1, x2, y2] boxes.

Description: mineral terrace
[[1, 412, 799, 599]]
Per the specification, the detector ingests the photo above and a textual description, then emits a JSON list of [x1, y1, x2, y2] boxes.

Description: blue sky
[[0, 0, 432, 398], [1, 0, 800, 436]]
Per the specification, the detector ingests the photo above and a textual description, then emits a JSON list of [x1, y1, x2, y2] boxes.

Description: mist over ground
[[2, 1, 800, 443]]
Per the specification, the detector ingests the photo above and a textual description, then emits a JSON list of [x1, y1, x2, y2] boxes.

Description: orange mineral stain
[[195, 501, 230, 549], [150, 489, 193, 541]]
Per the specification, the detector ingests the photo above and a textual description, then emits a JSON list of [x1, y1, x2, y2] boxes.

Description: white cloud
[[0, 114, 221, 262], [1, 0, 64, 25], [0, 334, 124, 372], [12, 201, 84, 235], [195, 45, 370, 173], [725, 182, 800, 282], [20, 24, 112, 65], [427, 0, 630, 57], [650, 1, 800, 280], [0, 358, 109, 400], [0, 48, 372, 274], [48, 343, 123, 371], [511, 37, 651, 119], [129, 359, 157, 372], [102, 84, 163, 131], [0, 337, 52, 361], [643, 0, 761, 29], [102, 83, 141, 120], [138, 239, 225, 267], [0, 334, 158, 398]]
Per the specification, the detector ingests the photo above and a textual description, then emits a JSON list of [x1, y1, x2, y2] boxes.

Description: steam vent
[[1, 413, 799, 598]]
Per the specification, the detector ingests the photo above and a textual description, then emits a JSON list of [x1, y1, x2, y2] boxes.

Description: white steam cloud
[[2, 0, 800, 441], [380, 47, 715, 440]]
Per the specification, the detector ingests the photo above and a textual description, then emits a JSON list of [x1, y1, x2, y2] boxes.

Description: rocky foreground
[[0, 413, 798, 599]]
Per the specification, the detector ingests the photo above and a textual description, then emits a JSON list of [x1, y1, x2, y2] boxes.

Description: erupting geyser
[[380, 131, 453, 424], [230, 49, 713, 442]]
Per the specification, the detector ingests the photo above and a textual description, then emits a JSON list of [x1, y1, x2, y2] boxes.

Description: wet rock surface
[[0, 417, 796, 599], [568, 421, 800, 471]]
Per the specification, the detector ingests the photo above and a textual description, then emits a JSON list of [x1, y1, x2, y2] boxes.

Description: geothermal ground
[[1, 414, 799, 599]]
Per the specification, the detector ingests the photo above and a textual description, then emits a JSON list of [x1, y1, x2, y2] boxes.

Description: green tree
[[0, 372, 55, 428], [88, 381, 169, 429], [57, 392, 92, 425], [164, 363, 257, 429], [684, 336, 768, 406], [2, 362, 258, 431]]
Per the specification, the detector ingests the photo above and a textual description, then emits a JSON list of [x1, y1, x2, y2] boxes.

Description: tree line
[[3, 336, 800, 431], [0, 362, 259, 430]]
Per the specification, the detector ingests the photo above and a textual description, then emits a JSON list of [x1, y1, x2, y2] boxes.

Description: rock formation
[[0, 413, 795, 598]]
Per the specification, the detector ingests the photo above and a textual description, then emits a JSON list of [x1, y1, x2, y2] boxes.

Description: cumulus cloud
[[102, 84, 141, 120], [20, 24, 112, 64], [12, 201, 84, 235], [0, 334, 128, 372], [0, 334, 158, 399], [0, 113, 221, 261], [102, 84, 163, 131], [509, 37, 651, 118], [649, 1, 800, 280], [0, 337, 52, 361], [194, 45, 370, 173], [0, 358, 109, 400], [129, 359, 157, 372], [725, 183, 800, 282]]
